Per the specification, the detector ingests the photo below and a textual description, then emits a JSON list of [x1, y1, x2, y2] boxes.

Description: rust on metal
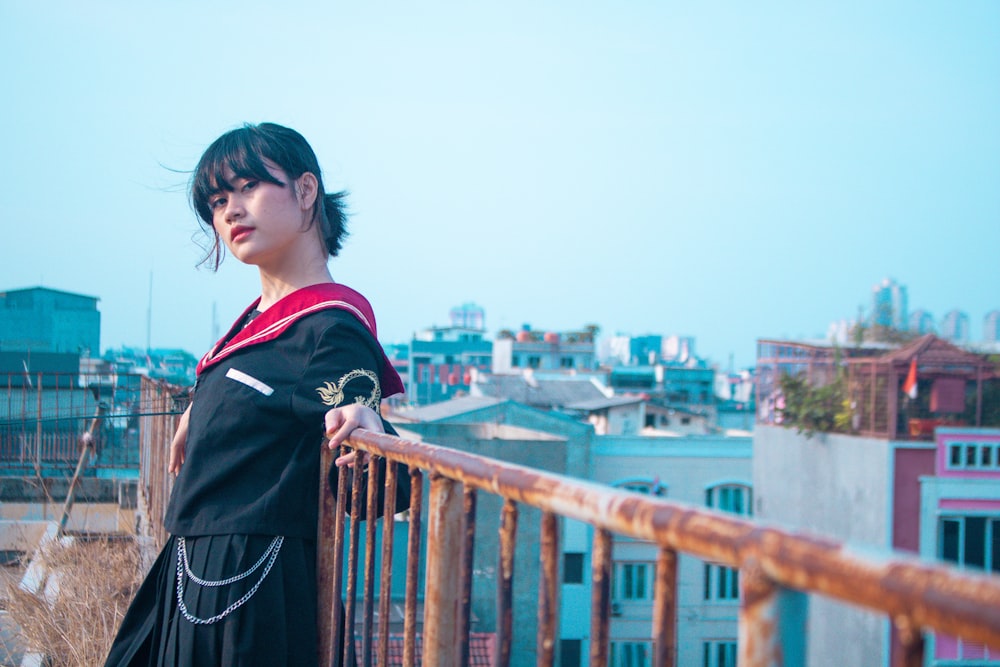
[[423, 472, 465, 667], [361, 456, 381, 667], [342, 452, 365, 667], [497, 498, 518, 667], [590, 528, 612, 667], [652, 547, 678, 667], [377, 457, 399, 667], [345, 428, 1000, 650], [537, 511, 559, 667], [403, 467, 423, 667], [739, 557, 782, 667], [318, 444, 350, 667], [458, 487, 478, 666], [892, 616, 925, 667]]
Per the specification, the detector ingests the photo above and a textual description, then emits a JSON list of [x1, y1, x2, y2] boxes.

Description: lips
[[230, 225, 254, 243]]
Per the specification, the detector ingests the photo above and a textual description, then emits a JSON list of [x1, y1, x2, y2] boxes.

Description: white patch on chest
[[225, 368, 274, 396]]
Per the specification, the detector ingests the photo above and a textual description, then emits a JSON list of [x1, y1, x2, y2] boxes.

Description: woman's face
[[207, 161, 320, 271]]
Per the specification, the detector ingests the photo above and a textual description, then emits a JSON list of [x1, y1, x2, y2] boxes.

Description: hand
[[168, 404, 192, 475], [324, 403, 384, 468]]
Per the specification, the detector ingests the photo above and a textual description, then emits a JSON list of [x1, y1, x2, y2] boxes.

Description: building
[[941, 310, 971, 343], [872, 278, 908, 331], [984, 310, 1000, 343], [909, 308, 936, 335], [492, 325, 597, 374], [407, 304, 493, 406], [0, 287, 100, 356], [753, 336, 1000, 666]]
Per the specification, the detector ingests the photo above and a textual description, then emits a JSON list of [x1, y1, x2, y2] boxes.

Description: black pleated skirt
[[105, 534, 347, 667]]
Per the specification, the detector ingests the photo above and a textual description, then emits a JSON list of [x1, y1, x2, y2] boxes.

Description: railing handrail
[[346, 428, 1000, 652]]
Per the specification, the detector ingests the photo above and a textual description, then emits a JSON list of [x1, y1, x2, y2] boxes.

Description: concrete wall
[[591, 435, 752, 667], [753, 425, 893, 667]]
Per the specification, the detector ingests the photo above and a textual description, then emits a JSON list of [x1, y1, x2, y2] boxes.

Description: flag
[[903, 357, 918, 399]]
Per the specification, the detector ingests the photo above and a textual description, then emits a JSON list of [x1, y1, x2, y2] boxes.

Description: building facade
[[0, 287, 100, 356]]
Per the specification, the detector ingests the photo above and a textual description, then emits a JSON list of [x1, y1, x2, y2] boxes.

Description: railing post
[[422, 472, 465, 666], [892, 617, 925, 667], [497, 499, 519, 667], [590, 528, 612, 667], [652, 548, 678, 667], [537, 511, 560, 666], [739, 558, 808, 667]]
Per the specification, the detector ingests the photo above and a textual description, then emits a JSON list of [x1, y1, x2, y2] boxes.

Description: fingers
[[334, 449, 370, 469]]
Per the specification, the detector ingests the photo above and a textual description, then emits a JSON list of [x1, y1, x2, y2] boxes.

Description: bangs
[[191, 127, 286, 224]]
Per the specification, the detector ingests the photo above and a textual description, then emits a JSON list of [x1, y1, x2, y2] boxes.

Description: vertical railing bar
[[589, 528, 612, 667], [361, 455, 382, 667], [537, 511, 560, 667], [422, 473, 464, 666], [343, 452, 366, 667], [457, 487, 478, 666], [497, 498, 519, 667], [652, 548, 678, 667], [892, 617, 926, 667], [377, 458, 399, 667], [318, 444, 350, 667], [403, 467, 424, 667], [736, 558, 786, 667]]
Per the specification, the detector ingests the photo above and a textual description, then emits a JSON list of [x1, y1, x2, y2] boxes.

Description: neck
[[257, 260, 334, 311]]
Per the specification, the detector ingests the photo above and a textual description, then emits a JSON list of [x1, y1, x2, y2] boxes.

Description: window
[[617, 478, 666, 497], [702, 641, 737, 667], [613, 562, 651, 601], [706, 484, 752, 516], [947, 442, 1000, 470], [704, 483, 751, 601], [561, 356, 575, 368], [564, 552, 584, 584], [528, 355, 541, 368], [609, 641, 651, 667], [512, 355, 521, 367], [704, 562, 739, 600], [940, 516, 1000, 573], [560, 639, 582, 667]]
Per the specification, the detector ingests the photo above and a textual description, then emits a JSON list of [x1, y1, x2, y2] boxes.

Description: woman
[[106, 122, 407, 666]]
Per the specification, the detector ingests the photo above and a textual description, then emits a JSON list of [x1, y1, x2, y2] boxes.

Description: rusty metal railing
[[318, 428, 1000, 667]]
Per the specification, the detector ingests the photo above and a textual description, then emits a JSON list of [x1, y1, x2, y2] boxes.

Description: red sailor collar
[[196, 283, 405, 398]]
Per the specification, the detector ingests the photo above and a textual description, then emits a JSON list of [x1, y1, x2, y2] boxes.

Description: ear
[[295, 172, 319, 211]]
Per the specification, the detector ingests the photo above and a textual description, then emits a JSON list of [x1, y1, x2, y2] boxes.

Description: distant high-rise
[[909, 309, 935, 335], [871, 278, 908, 331], [984, 310, 1000, 343], [940, 310, 970, 343]]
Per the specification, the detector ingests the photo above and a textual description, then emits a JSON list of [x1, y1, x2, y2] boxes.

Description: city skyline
[[2, 2, 998, 371]]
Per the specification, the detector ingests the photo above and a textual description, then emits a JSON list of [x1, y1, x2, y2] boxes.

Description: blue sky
[[1, 2, 997, 370]]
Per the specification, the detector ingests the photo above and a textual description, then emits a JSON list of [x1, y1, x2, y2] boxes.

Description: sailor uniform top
[[164, 283, 405, 540]]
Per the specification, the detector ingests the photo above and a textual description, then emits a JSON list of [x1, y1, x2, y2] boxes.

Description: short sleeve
[[292, 314, 385, 424]]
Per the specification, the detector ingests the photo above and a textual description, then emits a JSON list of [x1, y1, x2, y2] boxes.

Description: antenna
[[146, 272, 153, 353]]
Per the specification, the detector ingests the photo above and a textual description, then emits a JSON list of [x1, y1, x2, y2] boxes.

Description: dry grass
[[2, 536, 143, 667]]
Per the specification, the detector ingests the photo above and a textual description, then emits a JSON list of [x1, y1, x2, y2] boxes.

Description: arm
[[168, 403, 192, 475]]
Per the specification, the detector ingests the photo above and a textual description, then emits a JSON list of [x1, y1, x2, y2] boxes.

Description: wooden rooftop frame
[[755, 336, 999, 439]]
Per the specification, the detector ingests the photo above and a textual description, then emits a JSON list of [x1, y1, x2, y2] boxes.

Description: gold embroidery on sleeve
[[316, 369, 381, 409]]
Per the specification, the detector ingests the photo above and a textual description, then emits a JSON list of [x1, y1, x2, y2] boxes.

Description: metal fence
[[317, 429, 1000, 667], [0, 371, 151, 473]]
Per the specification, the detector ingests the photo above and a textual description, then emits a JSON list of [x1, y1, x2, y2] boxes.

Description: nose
[[223, 195, 245, 223]]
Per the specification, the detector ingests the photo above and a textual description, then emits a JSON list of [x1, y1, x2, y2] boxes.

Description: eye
[[209, 196, 227, 210], [241, 180, 259, 192]]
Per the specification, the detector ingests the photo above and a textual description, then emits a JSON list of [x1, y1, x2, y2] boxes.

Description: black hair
[[190, 122, 348, 270]]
